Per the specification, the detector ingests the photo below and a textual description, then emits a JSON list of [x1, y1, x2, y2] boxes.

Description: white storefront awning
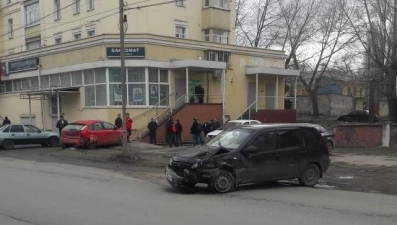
[[246, 67, 300, 77]]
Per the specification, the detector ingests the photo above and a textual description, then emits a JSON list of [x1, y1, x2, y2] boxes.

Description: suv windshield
[[207, 128, 253, 150]]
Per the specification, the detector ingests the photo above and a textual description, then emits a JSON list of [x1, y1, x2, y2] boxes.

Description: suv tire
[[210, 170, 235, 193], [299, 164, 320, 187]]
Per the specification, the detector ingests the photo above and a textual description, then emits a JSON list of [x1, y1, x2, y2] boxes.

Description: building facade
[[0, 0, 299, 141]]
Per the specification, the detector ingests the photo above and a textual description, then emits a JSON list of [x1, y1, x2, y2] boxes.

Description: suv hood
[[172, 145, 227, 163]]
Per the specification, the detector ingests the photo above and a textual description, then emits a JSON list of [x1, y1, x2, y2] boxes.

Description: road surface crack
[[0, 211, 42, 225]]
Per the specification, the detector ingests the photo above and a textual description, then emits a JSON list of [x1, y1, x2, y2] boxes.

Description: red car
[[60, 120, 123, 149]]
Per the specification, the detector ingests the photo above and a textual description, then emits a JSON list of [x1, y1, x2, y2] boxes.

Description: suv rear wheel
[[299, 164, 320, 187]]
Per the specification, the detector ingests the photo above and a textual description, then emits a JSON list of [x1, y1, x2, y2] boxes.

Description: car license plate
[[166, 170, 173, 182]]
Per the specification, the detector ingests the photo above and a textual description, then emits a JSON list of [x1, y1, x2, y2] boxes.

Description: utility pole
[[119, 0, 128, 155]]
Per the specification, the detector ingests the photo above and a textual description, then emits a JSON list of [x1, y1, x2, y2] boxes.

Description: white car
[[206, 119, 262, 139]]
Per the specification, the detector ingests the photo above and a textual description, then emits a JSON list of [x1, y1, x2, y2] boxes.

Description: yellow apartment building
[[0, 0, 299, 140]]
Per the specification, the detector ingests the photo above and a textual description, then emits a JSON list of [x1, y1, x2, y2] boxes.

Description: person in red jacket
[[126, 113, 133, 142]]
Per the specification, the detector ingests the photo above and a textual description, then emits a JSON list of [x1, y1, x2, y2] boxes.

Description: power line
[[0, 0, 181, 55], [0, 1, 77, 39]]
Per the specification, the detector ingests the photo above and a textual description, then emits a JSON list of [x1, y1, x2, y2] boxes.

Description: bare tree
[[345, 0, 397, 122], [278, 0, 357, 117], [237, 0, 281, 48]]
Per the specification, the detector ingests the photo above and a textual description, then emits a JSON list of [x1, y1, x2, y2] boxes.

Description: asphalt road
[[0, 157, 396, 225]]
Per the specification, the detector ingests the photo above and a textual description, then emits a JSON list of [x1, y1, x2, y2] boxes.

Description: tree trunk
[[309, 91, 320, 118], [368, 79, 375, 122], [386, 69, 397, 123]]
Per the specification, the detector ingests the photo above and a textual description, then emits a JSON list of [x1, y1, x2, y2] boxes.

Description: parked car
[[60, 120, 123, 149], [337, 110, 379, 122], [297, 123, 335, 154], [0, 124, 60, 150], [206, 119, 262, 140], [166, 123, 331, 193]]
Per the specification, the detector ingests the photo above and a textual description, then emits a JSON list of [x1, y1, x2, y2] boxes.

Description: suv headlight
[[191, 162, 201, 169]]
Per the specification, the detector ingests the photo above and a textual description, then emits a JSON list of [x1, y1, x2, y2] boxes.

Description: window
[[128, 68, 146, 106], [54, 0, 61, 19], [204, 29, 210, 41], [90, 122, 103, 130], [8, 19, 13, 38], [25, 2, 40, 26], [175, 24, 187, 38], [10, 125, 24, 133], [301, 127, 324, 149], [2, 126, 10, 133], [73, 32, 82, 40], [54, 36, 62, 45], [88, 0, 94, 10], [84, 69, 107, 107], [213, 29, 228, 44], [276, 129, 303, 149], [25, 125, 40, 133], [213, 0, 229, 9], [102, 122, 116, 130], [87, 29, 96, 37], [5, 80, 13, 92], [149, 68, 169, 106], [204, 0, 209, 7], [25, 36, 41, 50], [205, 50, 231, 64], [73, 0, 81, 14], [175, 0, 185, 7], [249, 132, 277, 152]]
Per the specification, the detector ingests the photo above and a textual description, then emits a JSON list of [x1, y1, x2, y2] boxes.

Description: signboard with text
[[106, 47, 145, 58], [8, 57, 39, 73]]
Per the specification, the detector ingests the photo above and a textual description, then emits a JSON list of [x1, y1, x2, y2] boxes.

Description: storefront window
[[148, 68, 169, 106], [41, 76, 49, 89], [109, 68, 122, 82], [128, 68, 145, 82], [31, 77, 39, 89], [160, 84, 169, 106], [95, 69, 106, 84], [84, 70, 95, 85], [21, 78, 30, 90], [109, 84, 122, 105], [60, 73, 71, 87], [160, 70, 168, 83], [5, 81, 13, 92], [13, 80, 22, 91], [72, 71, 82, 86], [85, 85, 95, 106], [128, 83, 146, 105], [95, 84, 107, 106], [50, 74, 60, 87]]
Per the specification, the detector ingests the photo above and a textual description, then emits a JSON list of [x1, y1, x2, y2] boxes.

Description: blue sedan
[[0, 124, 60, 150]]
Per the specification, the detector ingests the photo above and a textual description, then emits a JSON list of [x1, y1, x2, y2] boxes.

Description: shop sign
[[8, 57, 39, 73], [106, 47, 145, 58]]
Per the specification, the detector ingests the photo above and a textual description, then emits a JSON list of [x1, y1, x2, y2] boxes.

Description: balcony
[[202, 7, 230, 30]]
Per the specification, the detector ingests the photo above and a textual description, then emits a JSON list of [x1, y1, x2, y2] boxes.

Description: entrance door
[[51, 96, 61, 132], [175, 78, 187, 108], [265, 82, 275, 109], [247, 82, 256, 109]]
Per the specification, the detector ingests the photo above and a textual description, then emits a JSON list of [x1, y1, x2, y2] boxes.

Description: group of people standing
[[114, 113, 134, 142], [163, 117, 222, 147]]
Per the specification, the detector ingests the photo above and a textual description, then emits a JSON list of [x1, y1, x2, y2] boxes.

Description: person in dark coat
[[175, 119, 183, 147], [147, 118, 158, 145], [197, 85, 204, 103], [166, 118, 176, 148], [114, 114, 122, 128], [190, 119, 200, 146], [2, 116, 11, 126], [202, 120, 210, 137], [56, 116, 69, 136]]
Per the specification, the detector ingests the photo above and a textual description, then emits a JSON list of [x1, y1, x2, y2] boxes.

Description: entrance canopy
[[245, 67, 300, 77], [171, 59, 226, 71]]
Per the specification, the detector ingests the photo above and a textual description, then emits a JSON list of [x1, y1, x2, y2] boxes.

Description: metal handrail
[[132, 92, 175, 120], [235, 101, 257, 120]]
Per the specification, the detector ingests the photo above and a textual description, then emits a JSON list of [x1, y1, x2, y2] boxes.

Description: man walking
[[147, 118, 158, 145], [114, 114, 122, 128], [56, 116, 68, 136], [190, 118, 200, 146], [175, 119, 183, 147], [166, 118, 176, 147]]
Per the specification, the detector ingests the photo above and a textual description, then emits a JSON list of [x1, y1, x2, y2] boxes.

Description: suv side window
[[301, 127, 324, 148], [91, 123, 103, 130], [276, 129, 303, 148], [249, 132, 277, 152], [10, 125, 24, 133]]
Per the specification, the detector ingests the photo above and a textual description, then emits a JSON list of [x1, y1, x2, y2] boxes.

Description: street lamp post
[[119, 0, 128, 155]]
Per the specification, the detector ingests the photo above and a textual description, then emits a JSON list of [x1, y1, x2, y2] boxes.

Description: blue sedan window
[[10, 125, 24, 133]]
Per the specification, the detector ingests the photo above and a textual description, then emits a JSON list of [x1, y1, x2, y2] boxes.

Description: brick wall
[[334, 124, 383, 147]]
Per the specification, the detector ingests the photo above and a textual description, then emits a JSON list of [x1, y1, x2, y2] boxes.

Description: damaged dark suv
[[165, 124, 330, 193]]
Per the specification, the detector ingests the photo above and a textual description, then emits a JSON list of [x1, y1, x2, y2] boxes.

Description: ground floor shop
[[0, 34, 299, 137]]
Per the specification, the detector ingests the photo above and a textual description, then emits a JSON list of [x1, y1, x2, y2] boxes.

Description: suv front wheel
[[209, 170, 235, 193], [299, 164, 320, 187]]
